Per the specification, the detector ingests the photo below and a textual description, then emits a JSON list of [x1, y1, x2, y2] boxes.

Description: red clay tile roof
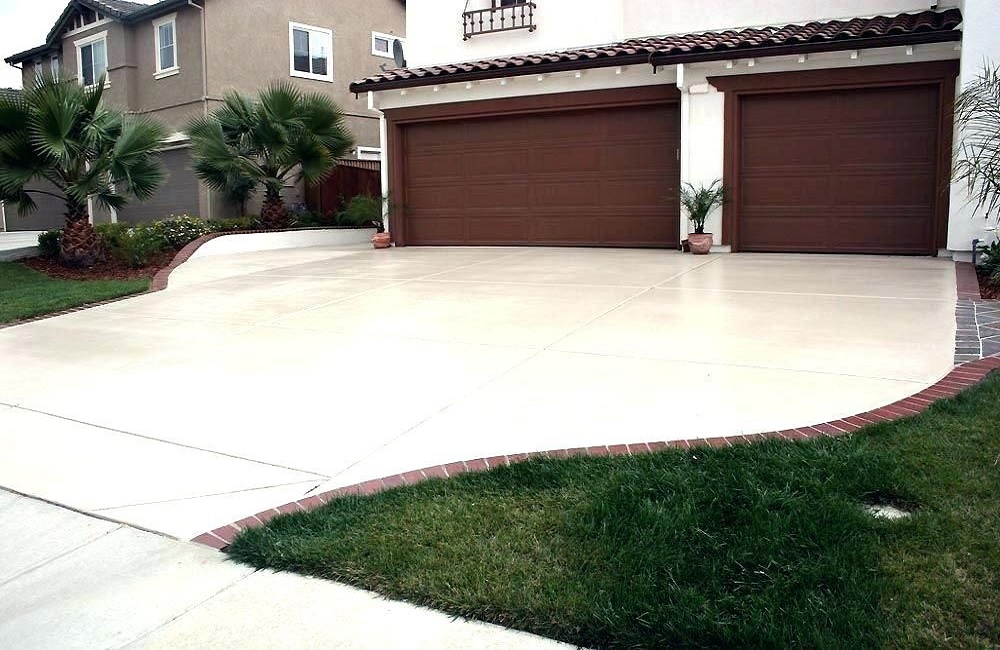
[[350, 8, 962, 93]]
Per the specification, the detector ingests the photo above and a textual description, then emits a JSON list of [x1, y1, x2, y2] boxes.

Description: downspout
[[188, 0, 212, 220]]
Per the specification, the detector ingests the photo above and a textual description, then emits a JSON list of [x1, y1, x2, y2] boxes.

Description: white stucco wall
[[406, 0, 952, 69], [947, 0, 1000, 257]]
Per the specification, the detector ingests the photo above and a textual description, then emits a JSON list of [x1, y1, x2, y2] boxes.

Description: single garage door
[[400, 103, 680, 247], [117, 148, 200, 224], [738, 84, 940, 254]]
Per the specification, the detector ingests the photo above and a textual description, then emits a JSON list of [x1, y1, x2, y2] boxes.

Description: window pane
[[160, 44, 175, 70], [310, 32, 328, 76], [159, 23, 174, 48], [81, 44, 94, 86], [373, 37, 389, 53], [292, 28, 310, 73], [92, 40, 107, 81], [51, 57, 59, 80]]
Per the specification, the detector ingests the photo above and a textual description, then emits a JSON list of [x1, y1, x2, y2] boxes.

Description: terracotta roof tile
[[350, 8, 962, 93]]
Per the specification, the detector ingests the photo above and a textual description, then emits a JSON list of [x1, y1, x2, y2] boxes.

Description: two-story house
[[4, 0, 405, 231], [352, 0, 997, 260]]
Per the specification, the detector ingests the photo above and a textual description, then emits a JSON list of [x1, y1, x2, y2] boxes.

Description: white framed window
[[289, 22, 332, 82], [153, 13, 178, 78], [51, 56, 60, 80], [371, 32, 402, 59], [356, 146, 382, 161], [74, 31, 108, 88]]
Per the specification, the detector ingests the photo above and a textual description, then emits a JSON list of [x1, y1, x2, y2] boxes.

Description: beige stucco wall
[[129, 6, 207, 131], [203, 0, 404, 150]]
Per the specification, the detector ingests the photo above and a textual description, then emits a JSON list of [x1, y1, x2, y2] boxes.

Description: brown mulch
[[977, 269, 1000, 300], [21, 250, 177, 281]]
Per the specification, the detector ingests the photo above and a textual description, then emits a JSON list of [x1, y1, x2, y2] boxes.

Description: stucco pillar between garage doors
[[676, 64, 727, 250]]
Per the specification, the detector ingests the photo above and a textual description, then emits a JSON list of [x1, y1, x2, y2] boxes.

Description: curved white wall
[[189, 229, 376, 259]]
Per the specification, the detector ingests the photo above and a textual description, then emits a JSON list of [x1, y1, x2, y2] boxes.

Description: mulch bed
[[21, 250, 176, 281], [977, 269, 1000, 300]]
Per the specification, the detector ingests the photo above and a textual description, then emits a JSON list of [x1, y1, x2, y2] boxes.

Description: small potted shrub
[[342, 195, 391, 249], [680, 180, 726, 255]]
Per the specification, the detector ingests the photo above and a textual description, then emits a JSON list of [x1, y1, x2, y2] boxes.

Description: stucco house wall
[[366, 0, 995, 257]]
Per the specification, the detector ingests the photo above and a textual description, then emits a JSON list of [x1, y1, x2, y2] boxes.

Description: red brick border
[[956, 261, 982, 301], [0, 226, 371, 330], [192, 355, 1000, 550]]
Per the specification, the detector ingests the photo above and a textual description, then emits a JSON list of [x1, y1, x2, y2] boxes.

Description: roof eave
[[122, 0, 195, 24], [5, 44, 58, 65], [349, 28, 962, 94]]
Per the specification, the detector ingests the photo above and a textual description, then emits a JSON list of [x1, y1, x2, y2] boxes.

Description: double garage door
[[398, 99, 681, 248], [393, 78, 944, 254]]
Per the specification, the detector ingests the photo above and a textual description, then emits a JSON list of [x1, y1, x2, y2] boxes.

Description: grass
[[0, 262, 149, 325], [228, 376, 1000, 649]]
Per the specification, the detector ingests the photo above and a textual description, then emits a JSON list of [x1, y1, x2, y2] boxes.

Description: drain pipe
[[188, 0, 213, 221]]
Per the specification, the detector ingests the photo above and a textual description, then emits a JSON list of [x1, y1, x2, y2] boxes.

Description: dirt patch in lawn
[[21, 251, 176, 281]]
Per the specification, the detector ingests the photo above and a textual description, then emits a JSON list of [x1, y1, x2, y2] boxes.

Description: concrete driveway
[[0, 246, 956, 539]]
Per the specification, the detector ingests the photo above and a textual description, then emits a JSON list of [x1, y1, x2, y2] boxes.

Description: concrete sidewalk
[[0, 490, 571, 650]]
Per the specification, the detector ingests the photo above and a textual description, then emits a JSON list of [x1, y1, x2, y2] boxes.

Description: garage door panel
[[833, 133, 936, 165], [604, 143, 675, 172], [834, 85, 938, 122], [740, 175, 831, 207], [532, 180, 601, 207], [742, 135, 832, 168], [740, 93, 832, 130], [533, 147, 605, 173], [738, 84, 939, 254], [400, 99, 679, 247], [832, 173, 935, 207]]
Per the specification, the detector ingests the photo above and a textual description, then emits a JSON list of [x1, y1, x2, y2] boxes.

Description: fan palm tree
[[955, 62, 1000, 224], [186, 81, 354, 229], [0, 74, 166, 267]]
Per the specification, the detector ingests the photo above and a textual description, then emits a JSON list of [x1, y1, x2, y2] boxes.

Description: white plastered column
[[677, 64, 727, 250]]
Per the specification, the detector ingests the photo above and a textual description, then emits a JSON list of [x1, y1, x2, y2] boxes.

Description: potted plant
[[680, 180, 726, 255], [342, 195, 391, 248]]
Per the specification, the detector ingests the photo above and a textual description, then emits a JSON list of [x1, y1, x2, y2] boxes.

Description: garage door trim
[[384, 85, 681, 247], [710, 61, 960, 254]]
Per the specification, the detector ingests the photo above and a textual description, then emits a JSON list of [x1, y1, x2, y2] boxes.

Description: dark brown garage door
[[738, 84, 940, 254], [399, 102, 679, 247]]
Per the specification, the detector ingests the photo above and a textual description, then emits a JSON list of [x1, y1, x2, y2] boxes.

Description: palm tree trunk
[[60, 203, 101, 268], [260, 193, 290, 230]]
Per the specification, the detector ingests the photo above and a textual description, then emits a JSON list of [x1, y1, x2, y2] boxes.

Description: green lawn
[[229, 376, 1000, 649], [0, 262, 149, 325]]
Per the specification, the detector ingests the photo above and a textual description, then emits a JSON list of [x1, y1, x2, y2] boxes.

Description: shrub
[[153, 214, 211, 249], [340, 195, 385, 232], [97, 224, 166, 268], [37, 230, 61, 258], [978, 239, 1000, 285], [206, 216, 259, 232]]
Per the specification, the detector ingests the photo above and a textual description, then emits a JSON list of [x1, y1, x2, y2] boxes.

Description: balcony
[[463, 1, 537, 40]]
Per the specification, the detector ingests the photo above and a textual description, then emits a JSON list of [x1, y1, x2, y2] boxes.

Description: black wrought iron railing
[[463, 2, 537, 40]]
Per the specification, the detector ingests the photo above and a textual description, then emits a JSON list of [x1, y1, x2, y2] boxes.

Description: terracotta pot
[[372, 232, 391, 249], [687, 232, 713, 255]]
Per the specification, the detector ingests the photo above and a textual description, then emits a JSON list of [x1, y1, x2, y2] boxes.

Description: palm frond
[[955, 62, 1000, 222]]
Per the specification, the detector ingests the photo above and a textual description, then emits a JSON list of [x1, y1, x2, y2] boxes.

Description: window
[[371, 32, 403, 59], [75, 32, 108, 87], [289, 22, 332, 82], [51, 56, 59, 80], [356, 146, 382, 161], [154, 14, 178, 77]]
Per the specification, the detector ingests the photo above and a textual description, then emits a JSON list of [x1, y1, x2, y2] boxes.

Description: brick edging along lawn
[[0, 226, 370, 330], [193, 354, 1000, 550]]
